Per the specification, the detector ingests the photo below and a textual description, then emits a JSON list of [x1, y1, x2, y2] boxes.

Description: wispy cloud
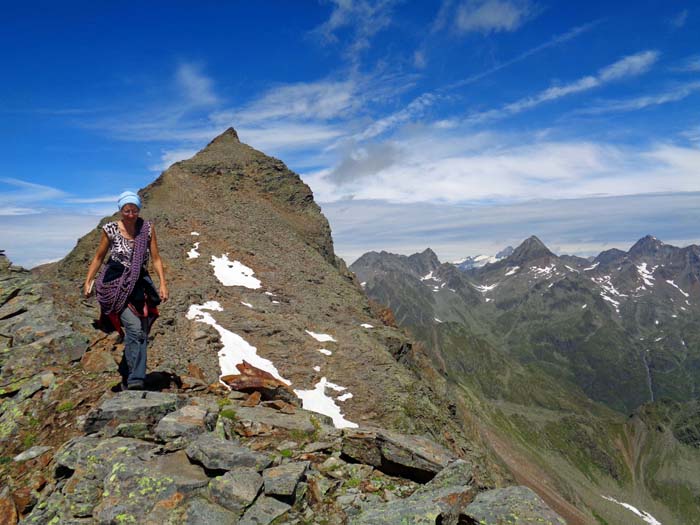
[[455, 0, 535, 34], [176, 63, 219, 106], [354, 93, 436, 141], [668, 9, 689, 28], [0, 178, 68, 215], [311, 0, 397, 65], [466, 50, 659, 122], [149, 148, 200, 172], [673, 54, 700, 72], [575, 81, 700, 115], [446, 20, 600, 89]]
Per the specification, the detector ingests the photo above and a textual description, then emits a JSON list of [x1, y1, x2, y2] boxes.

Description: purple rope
[[96, 219, 151, 315]]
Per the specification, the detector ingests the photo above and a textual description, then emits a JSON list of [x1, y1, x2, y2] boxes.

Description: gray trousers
[[119, 307, 149, 385]]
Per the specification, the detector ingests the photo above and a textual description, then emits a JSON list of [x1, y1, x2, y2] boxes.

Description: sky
[[1, 1, 699, 267]]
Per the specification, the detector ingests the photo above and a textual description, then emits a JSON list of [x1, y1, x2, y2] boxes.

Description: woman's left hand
[[159, 284, 169, 302]]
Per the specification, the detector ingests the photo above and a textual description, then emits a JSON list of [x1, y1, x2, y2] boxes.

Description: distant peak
[[629, 235, 664, 257], [508, 236, 555, 264]]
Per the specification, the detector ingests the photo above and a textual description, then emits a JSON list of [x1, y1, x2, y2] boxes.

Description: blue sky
[[1, 1, 699, 267]]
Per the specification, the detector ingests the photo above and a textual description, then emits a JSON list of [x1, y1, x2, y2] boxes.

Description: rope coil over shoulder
[[96, 219, 151, 315]]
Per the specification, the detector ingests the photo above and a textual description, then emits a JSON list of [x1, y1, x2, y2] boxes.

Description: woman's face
[[120, 204, 140, 222]]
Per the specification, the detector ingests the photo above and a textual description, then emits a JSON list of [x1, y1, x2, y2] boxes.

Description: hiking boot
[[127, 380, 145, 390]]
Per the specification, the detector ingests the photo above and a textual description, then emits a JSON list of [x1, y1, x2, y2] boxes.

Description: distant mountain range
[[351, 234, 700, 524], [452, 246, 514, 270]]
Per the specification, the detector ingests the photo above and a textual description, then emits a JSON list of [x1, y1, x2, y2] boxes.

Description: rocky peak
[[407, 248, 441, 276], [628, 235, 664, 258], [496, 246, 514, 259], [507, 236, 555, 266], [594, 248, 627, 266], [0, 249, 10, 273]]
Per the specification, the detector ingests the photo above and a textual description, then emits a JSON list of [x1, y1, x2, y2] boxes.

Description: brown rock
[[221, 361, 298, 405], [242, 391, 262, 407], [261, 400, 296, 413], [11, 487, 33, 515], [0, 487, 18, 525], [80, 347, 118, 373], [187, 363, 207, 381]]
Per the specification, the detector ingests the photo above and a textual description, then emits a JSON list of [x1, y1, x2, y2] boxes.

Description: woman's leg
[[119, 307, 147, 388]]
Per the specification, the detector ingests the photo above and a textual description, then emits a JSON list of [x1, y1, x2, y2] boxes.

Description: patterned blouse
[[103, 221, 151, 269]]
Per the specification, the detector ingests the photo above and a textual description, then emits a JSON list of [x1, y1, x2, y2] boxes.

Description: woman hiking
[[84, 191, 168, 390]]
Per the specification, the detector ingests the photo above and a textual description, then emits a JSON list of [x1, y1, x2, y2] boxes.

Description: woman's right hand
[[84, 280, 94, 298]]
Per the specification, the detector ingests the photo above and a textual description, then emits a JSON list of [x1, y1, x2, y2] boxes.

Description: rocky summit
[[0, 129, 567, 524]]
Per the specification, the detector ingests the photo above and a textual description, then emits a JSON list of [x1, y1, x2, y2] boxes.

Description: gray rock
[[13, 445, 52, 462], [239, 495, 291, 525], [183, 497, 240, 525], [83, 391, 183, 434], [262, 461, 309, 497], [303, 441, 336, 453], [63, 476, 102, 518], [234, 405, 330, 434], [15, 375, 45, 402], [342, 428, 455, 483], [464, 485, 566, 525], [155, 404, 209, 441], [186, 433, 272, 471], [208, 468, 262, 514], [350, 460, 474, 525], [146, 450, 209, 493]]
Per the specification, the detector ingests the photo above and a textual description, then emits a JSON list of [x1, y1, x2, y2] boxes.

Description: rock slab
[[186, 433, 272, 471], [262, 461, 309, 497]]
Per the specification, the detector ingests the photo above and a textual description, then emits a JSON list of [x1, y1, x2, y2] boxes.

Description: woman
[[84, 191, 168, 390]]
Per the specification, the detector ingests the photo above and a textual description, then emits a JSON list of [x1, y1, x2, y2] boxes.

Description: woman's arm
[[149, 224, 169, 302], [84, 231, 110, 297]]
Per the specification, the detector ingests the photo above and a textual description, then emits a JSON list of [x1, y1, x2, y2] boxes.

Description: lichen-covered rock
[[83, 391, 183, 434], [464, 485, 566, 525], [186, 433, 272, 471], [54, 436, 158, 479], [262, 461, 309, 497], [207, 468, 262, 514], [183, 497, 240, 525], [155, 403, 209, 441]]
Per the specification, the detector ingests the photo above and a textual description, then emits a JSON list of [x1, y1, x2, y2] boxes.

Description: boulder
[[239, 495, 291, 525], [83, 391, 183, 434], [155, 404, 209, 441], [463, 486, 566, 525], [262, 461, 309, 498], [186, 433, 272, 472], [350, 460, 474, 525], [221, 361, 299, 406], [13, 445, 52, 462], [208, 468, 262, 514], [342, 428, 455, 482], [183, 497, 240, 525], [233, 405, 331, 436]]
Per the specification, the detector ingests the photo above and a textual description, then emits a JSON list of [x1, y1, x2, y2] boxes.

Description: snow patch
[[601, 496, 661, 525], [191, 232, 200, 236], [337, 392, 353, 402], [313, 366, 321, 372], [564, 265, 580, 273], [306, 330, 337, 342], [583, 262, 599, 271], [210, 255, 261, 289], [360, 323, 374, 328], [360, 282, 367, 288], [186, 301, 290, 385], [582, 304, 588, 309], [505, 266, 520, 276], [530, 264, 556, 278], [473, 283, 498, 294], [434, 318, 442, 323], [637, 263, 657, 287], [666, 280, 689, 298], [318, 349, 332, 356], [294, 377, 358, 429], [187, 242, 200, 259], [240, 301, 253, 309]]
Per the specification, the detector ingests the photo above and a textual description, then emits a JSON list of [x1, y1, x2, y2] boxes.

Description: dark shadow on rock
[[145, 371, 182, 391]]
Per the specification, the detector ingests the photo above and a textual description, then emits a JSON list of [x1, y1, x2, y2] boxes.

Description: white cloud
[[321, 193, 700, 265], [221, 80, 358, 124], [176, 63, 219, 106], [455, 0, 533, 34], [466, 50, 659, 122], [0, 178, 68, 215], [311, 0, 397, 63], [354, 93, 436, 141], [149, 148, 199, 172], [576, 81, 700, 115], [308, 127, 700, 205]]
